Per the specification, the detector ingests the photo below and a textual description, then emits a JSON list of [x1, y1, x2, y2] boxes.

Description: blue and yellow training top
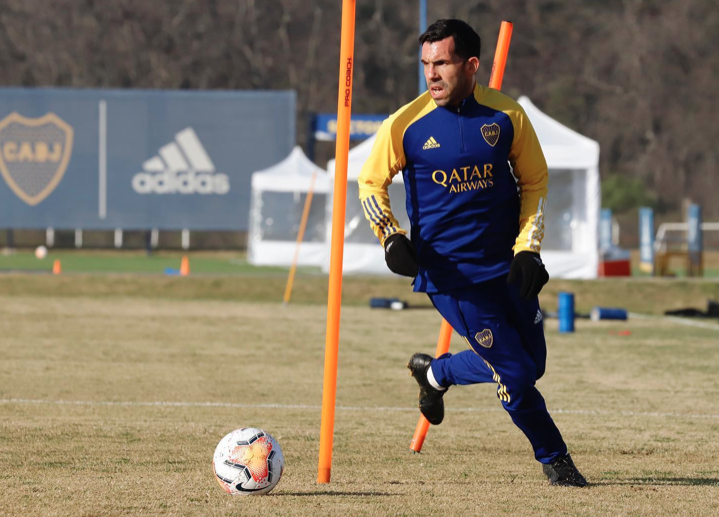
[[358, 84, 548, 293]]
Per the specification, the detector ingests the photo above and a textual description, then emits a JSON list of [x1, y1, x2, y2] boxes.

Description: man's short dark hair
[[419, 19, 481, 61]]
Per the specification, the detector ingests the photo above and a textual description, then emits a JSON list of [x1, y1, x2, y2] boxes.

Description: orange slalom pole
[[283, 172, 318, 306], [317, 0, 356, 484], [409, 319, 454, 452], [409, 20, 514, 453], [489, 21, 513, 90]]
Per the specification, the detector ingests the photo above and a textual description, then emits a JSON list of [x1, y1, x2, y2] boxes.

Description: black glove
[[384, 233, 419, 278], [507, 251, 549, 300]]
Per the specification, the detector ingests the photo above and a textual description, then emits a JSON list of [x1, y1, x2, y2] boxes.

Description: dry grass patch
[[1, 293, 718, 516]]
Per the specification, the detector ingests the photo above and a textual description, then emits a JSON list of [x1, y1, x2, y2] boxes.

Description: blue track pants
[[428, 276, 567, 464]]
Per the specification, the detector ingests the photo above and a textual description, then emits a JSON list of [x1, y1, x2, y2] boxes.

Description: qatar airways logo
[[132, 127, 230, 195], [431, 163, 494, 194]]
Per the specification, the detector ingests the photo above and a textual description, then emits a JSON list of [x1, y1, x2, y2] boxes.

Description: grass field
[[1, 271, 718, 516], [0, 249, 296, 275], [2, 248, 719, 277]]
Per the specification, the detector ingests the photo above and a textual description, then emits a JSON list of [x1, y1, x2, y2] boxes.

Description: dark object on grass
[[370, 297, 408, 310], [665, 300, 719, 319]]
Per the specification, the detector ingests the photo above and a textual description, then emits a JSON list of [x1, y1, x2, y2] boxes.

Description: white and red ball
[[213, 427, 284, 495], [35, 245, 47, 260]]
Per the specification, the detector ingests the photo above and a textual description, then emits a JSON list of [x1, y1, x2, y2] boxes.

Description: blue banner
[[313, 113, 386, 141], [0, 87, 295, 230], [687, 204, 702, 253], [639, 207, 654, 273], [599, 208, 612, 250]]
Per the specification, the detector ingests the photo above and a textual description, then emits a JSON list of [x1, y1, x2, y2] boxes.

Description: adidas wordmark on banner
[[132, 128, 230, 195]]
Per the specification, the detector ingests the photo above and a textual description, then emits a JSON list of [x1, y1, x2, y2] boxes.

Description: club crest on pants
[[474, 329, 494, 348]]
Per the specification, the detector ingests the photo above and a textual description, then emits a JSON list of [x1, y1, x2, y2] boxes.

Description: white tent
[[325, 134, 411, 274], [248, 146, 330, 267], [325, 96, 600, 279], [517, 96, 600, 279]]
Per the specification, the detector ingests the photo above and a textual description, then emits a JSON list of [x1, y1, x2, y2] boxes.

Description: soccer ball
[[213, 427, 285, 495], [35, 245, 47, 260]]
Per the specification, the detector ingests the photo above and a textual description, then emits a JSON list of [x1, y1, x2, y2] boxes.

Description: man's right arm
[[357, 118, 407, 246], [358, 118, 419, 277]]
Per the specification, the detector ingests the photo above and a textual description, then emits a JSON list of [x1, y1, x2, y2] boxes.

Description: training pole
[[409, 20, 514, 453], [489, 21, 513, 89], [283, 172, 318, 306], [317, 0, 356, 484]]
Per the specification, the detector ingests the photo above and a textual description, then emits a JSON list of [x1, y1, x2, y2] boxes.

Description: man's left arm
[[507, 106, 550, 299]]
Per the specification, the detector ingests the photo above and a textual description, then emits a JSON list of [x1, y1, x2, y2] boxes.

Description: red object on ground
[[598, 259, 631, 277]]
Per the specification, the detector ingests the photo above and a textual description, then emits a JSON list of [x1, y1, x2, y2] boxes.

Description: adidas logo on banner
[[132, 128, 230, 195], [423, 136, 440, 150]]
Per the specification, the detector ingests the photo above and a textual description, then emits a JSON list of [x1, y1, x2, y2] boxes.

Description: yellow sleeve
[[508, 106, 548, 254], [357, 117, 407, 246]]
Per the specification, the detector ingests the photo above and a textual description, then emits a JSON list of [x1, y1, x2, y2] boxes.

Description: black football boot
[[407, 353, 446, 425], [542, 454, 588, 487]]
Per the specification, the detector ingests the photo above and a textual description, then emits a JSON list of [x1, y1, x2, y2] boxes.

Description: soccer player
[[358, 19, 587, 487]]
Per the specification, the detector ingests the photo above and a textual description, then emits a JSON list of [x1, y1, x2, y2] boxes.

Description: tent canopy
[[516, 97, 600, 278], [517, 96, 599, 170], [252, 146, 330, 192], [248, 146, 329, 267]]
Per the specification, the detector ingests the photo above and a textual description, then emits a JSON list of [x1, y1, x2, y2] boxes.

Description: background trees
[[0, 0, 716, 221]]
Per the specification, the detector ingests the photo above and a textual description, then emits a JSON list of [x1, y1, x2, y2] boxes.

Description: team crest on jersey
[[0, 112, 74, 206], [480, 123, 500, 147], [475, 329, 494, 348]]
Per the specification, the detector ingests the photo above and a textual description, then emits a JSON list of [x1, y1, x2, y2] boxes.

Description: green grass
[[0, 250, 312, 275], [0, 273, 718, 515], [4, 249, 719, 278], [0, 271, 718, 317]]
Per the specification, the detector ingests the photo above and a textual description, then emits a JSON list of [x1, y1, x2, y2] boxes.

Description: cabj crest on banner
[[0, 112, 74, 206]]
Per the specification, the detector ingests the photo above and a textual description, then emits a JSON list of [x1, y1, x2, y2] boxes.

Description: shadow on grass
[[277, 491, 396, 497], [595, 477, 719, 487]]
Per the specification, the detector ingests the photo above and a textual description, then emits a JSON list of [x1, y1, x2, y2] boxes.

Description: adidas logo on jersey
[[422, 136, 440, 150], [132, 127, 230, 195], [534, 310, 543, 325]]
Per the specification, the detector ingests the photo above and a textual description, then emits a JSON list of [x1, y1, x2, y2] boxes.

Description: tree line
[[0, 0, 716, 220]]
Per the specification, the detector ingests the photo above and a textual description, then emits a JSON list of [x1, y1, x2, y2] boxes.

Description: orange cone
[[180, 256, 190, 276], [52, 259, 62, 275]]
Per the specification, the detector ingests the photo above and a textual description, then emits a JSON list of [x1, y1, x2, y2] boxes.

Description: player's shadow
[[594, 477, 719, 487], [276, 491, 395, 497]]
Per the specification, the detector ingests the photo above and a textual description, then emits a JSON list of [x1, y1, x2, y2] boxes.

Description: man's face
[[421, 37, 478, 108]]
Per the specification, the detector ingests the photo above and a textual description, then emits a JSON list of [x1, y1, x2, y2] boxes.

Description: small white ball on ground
[[213, 427, 285, 495], [35, 246, 47, 260]]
